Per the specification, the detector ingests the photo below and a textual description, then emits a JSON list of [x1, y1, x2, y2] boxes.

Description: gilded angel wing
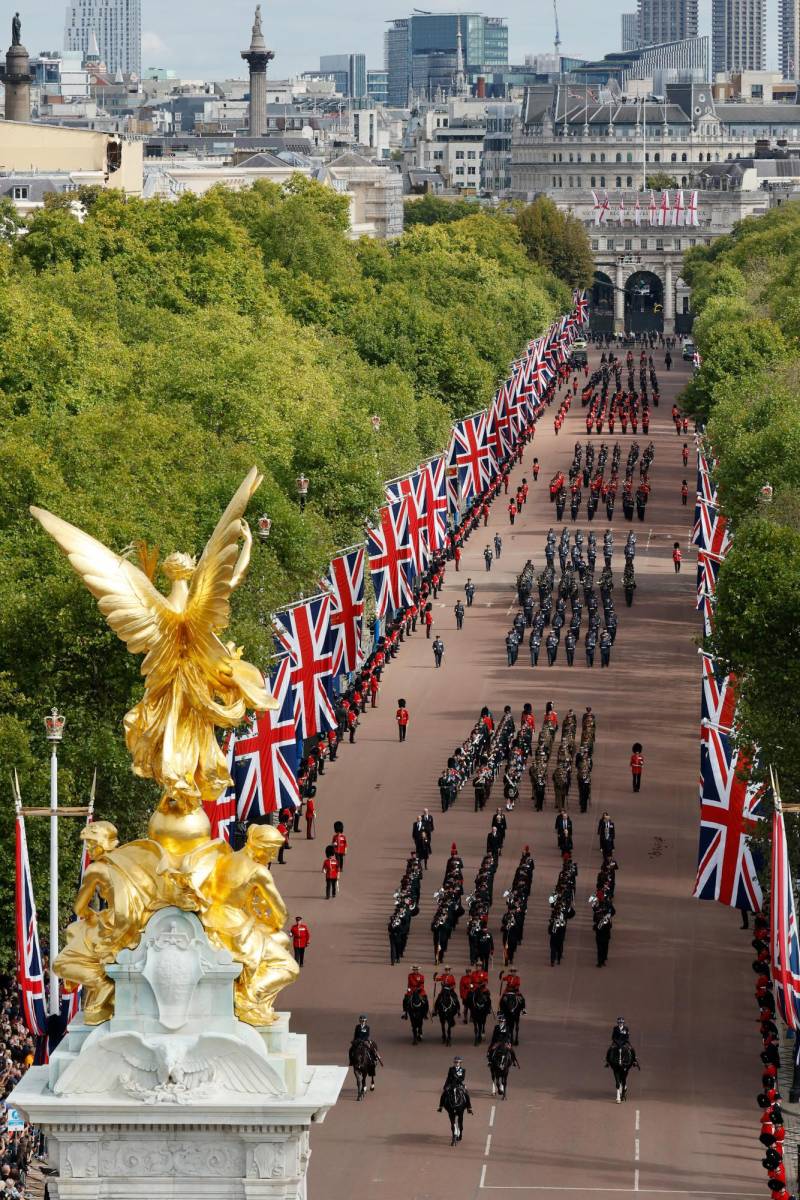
[[185, 466, 263, 637], [30, 506, 173, 658]]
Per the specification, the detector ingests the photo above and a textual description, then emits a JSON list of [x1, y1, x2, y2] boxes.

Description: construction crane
[[553, 0, 562, 59]]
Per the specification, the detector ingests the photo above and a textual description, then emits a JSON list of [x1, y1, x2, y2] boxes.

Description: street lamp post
[[44, 707, 65, 1017], [296, 474, 309, 511]]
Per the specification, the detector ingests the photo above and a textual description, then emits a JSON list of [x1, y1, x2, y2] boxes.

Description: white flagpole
[[45, 708, 65, 1017]]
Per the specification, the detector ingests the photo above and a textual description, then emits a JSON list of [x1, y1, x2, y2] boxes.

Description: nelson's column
[[241, 5, 274, 139]]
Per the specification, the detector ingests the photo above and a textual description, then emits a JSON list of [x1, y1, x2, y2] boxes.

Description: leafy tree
[[684, 197, 800, 810], [644, 172, 679, 190], [514, 196, 593, 289], [404, 194, 477, 227], [0, 174, 567, 961]]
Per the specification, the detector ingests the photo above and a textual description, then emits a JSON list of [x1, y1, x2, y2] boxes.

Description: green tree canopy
[[514, 196, 593, 290], [0, 177, 569, 960], [683, 198, 800, 808]]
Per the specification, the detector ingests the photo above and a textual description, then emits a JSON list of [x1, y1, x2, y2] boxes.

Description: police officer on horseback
[[438, 1056, 473, 1113], [611, 1016, 630, 1046]]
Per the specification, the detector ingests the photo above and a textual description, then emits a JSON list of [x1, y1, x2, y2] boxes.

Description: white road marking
[[485, 1134, 492, 1156], [634, 1140, 640, 1161], [489, 1104, 496, 1127], [635, 1109, 640, 1132], [634, 1175, 640, 1193], [646, 528, 653, 551], [479, 1185, 763, 1195]]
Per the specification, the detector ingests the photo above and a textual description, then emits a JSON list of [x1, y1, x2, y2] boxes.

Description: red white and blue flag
[[367, 500, 414, 618], [205, 734, 238, 840], [700, 652, 736, 739], [386, 471, 428, 576], [692, 450, 726, 553], [450, 412, 495, 503], [487, 388, 512, 461], [771, 785, 800, 1028], [692, 735, 764, 911], [326, 546, 366, 676], [420, 455, 448, 553], [15, 812, 48, 1037], [573, 289, 589, 324], [229, 656, 300, 819], [274, 595, 336, 739]]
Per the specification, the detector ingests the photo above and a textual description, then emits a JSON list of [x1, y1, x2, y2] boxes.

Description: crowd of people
[[0, 978, 40, 1199], [752, 913, 797, 1200]]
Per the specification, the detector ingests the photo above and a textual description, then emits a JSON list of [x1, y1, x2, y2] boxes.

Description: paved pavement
[[274, 346, 764, 1199]]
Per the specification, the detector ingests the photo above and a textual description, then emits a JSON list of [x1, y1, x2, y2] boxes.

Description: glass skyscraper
[[386, 12, 508, 105]]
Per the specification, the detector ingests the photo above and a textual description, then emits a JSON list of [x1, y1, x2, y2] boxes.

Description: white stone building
[[317, 152, 404, 239], [511, 80, 800, 331]]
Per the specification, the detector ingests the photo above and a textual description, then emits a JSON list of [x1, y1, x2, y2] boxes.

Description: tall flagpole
[[641, 96, 647, 193], [45, 707, 65, 1017]]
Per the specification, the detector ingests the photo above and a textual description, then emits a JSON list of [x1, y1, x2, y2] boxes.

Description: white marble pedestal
[[9, 909, 346, 1200]]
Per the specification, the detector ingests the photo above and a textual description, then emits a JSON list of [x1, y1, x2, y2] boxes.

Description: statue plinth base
[[9, 909, 346, 1200]]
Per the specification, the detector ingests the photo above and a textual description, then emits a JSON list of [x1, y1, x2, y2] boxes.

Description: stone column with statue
[[2, 12, 32, 122], [10, 468, 345, 1199]]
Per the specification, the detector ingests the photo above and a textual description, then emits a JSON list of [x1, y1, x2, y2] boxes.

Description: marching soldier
[[595, 910, 613, 967], [564, 628, 576, 666], [598, 812, 615, 856], [555, 808, 573, 853], [600, 629, 612, 667], [465, 578, 476, 607], [546, 629, 558, 666], [454, 600, 465, 630], [585, 628, 597, 668]]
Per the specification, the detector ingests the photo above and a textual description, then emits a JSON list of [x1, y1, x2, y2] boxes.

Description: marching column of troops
[[507, 520, 635, 669]]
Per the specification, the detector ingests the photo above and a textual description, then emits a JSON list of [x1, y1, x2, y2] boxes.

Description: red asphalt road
[[275, 347, 764, 1200]]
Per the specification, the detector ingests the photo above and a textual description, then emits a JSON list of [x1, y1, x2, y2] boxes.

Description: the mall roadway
[[275, 347, 764, 1200]]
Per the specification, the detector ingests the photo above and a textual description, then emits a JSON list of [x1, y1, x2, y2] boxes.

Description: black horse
[[498, 990, 526, 1045], [471, 988, 492, 1045], [488, 1042, 518, 1099], [606, 1042, 640, 1102], [407, 990, 430, 1044], [441, 1082, 471, 1145], [350, 1040, 381, 1101], [433, 987, 460, 1046]]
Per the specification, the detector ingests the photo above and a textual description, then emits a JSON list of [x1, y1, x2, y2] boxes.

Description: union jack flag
[[386, 471, 427, 576], [326, 546, 366, 676], [573, 289, 589, 324], [692, 734, 764, 911], [274, 594, 336, 739], [771, 785, 800, 1029], [692, 451, 720, 549], [420, 455, 448, 553], [15, 812, 48, 1037], [367, 499, 414, 618], [450, 412, 495, 503], [204, 734, 238, 840], [700, 652, 736, 737], [229, 656, 300, 819]]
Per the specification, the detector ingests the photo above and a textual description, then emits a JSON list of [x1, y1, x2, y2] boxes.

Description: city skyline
[[15, 0, 780, 76]]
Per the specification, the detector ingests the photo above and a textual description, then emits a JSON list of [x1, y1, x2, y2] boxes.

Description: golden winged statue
[[31, 467, 276, 815], [30, 469, 303, 1027]]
